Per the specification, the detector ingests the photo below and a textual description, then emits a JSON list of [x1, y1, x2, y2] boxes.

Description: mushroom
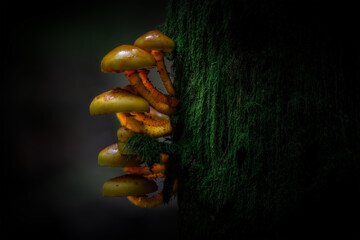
[[98, 143, 143, 167], [102, 174, 158, 197], [117, 126, 135, 143], [122, 84, 175, 127], [101, 45, 176, 116], [89, 88, 150, 115], [116, 112, 172, 138], [93, 38, 179, 208], [127, 179, 178, 208], [134, 30, 176, 96], [115, 91, 172, 138]]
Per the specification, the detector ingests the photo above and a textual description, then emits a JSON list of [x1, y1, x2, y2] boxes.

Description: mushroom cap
[[134, 30, 175, 52], [98, 143, 143, 167], [117, 141, 136, 155], [117, 126, 136, 143], [103, 174, 158, 197], [101, 45, 156, 73], [89, 88, 150, 115]]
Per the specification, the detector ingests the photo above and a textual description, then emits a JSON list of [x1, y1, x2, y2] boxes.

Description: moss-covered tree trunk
[[161, 0, 359, 239]]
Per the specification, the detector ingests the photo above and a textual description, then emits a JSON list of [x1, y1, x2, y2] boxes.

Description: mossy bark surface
[[133, 0, 360, 239]]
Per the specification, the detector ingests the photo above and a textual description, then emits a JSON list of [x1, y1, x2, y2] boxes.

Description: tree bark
[[162, 0, 359, 239]]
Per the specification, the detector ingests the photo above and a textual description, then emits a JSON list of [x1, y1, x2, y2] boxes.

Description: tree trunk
[[161, 0, 359, 239]]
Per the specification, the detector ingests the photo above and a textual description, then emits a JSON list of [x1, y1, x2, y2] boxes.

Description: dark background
[[2, 1, 178, 239]]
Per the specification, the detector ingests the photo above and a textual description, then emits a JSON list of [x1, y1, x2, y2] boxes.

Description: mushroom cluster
[[90, 31, 178, 208]]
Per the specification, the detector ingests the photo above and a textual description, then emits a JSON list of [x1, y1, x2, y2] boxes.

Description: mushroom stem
[[125, 70, 176, 115], [127, 193, 164, 208], [127, 179, 178, 208], [152, 50, 176, 96], [138, 69, 179, 108], [143, 172, 165, 179], [130, 112, 170, 127], [138, 69, 168, 104], [123, 164, 165, 175]]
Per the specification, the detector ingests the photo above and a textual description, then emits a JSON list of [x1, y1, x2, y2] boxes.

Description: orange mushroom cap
[[101, 45, 156, 73], [134, 30, 175, 52]]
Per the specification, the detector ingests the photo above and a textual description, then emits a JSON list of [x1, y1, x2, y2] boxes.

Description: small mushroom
[[134, 30, 176, 96], [117, 126, 135, 143], [117, 112, 172, 138], [127, 179, 178, 208], [89, 88, 149, 115], [101, 45, 176, 116], [102, 174, 158, 197], [98, 143, 143, 167]]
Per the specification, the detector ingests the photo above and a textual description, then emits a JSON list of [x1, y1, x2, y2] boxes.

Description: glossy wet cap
[[101, 45, 156, 72], [103, 174, 158, 197], [134, 30, 175, 52], [98, 143, 143, 167], [89, 88, 150, 115]]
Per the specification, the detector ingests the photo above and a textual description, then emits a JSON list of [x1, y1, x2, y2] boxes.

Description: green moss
[[151, 0, 359, 238], [125, 134, 179, 166]]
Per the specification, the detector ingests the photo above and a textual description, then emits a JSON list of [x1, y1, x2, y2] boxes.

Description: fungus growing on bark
[[91, 32, 179, 209], [101, 45, 176, 115], [134, 30, 176, 96]]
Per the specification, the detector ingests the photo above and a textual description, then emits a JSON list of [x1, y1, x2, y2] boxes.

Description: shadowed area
[[3, 1, 178, 239]]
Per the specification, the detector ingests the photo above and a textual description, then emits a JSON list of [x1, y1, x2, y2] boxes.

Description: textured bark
[[160, 0, 359, 239]]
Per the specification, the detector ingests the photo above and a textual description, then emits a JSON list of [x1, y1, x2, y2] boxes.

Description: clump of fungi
[[90, 30, 178, 208]]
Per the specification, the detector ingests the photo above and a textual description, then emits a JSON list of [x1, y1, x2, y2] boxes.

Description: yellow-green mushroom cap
[[117, 141, 136, 155], [117, 126, 135, 143], [134, 30, 175, 52], [98, 143, 143, 167], [103, 174, 158, 197], [101, 44, 156, 73], [89, 88, 150, 115]]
